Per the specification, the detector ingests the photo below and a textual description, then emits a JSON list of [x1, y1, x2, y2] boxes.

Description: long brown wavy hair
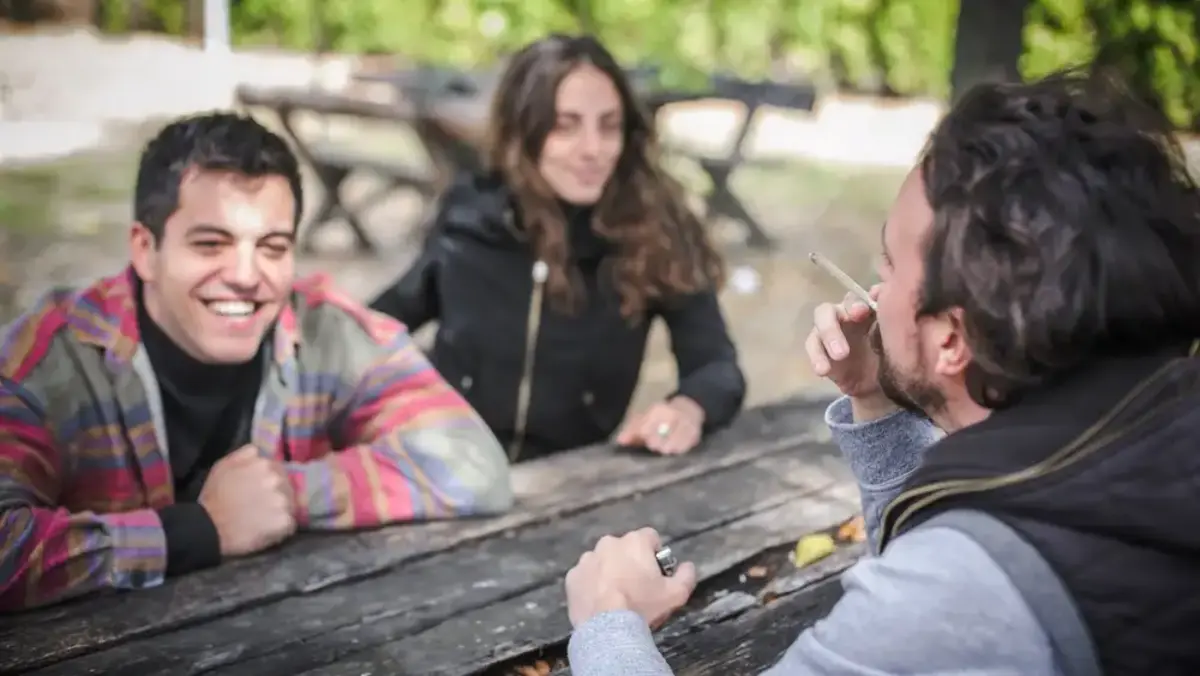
[[485, 34, 725, 320]]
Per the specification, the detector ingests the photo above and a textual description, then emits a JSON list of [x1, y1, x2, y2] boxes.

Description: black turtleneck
[[560, 200, 611, 266], [137, 282, 264, 576]]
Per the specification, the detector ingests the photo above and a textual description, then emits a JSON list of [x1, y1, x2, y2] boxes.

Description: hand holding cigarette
[[808, 252, 877, 312], [804, 252, 888, 405]]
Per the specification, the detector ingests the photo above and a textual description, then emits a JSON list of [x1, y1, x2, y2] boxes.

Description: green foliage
[[98, 0, 187, 33], [110, 0, 1199, 128]]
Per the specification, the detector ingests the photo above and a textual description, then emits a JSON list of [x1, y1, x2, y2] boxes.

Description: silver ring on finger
[[655, 546, 677, 576]]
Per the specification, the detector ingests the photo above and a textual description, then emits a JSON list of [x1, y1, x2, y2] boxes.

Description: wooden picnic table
[[0, 395, 864, 676]]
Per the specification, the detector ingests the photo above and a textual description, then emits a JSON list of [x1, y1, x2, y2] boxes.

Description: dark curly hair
[[134, 112, 304, 243], [484, 34, 725, 320], [916, 68, 1200, 408]]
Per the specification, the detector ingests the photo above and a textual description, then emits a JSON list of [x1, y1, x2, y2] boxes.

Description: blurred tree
[[27, 0, 1193, 129], [950, 0, 1030, 101], [1, 0, 92, 22], [1086, 0, 1200, 128], [1023, 0, 1199, 128]]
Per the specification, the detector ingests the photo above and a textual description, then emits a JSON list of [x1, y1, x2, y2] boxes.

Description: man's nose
[[226, 245, 260, 289]]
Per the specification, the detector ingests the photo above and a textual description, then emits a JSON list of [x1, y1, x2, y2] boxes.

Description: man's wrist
[[849, 393, 900, 423], [572, 593, 633, 627], [158, 502, 222, 576]]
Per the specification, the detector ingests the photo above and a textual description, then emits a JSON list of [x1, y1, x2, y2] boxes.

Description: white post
[[204, 0, 231, 53]]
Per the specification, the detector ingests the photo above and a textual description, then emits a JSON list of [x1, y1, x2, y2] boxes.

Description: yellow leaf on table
[[793, 533, 836, 568]]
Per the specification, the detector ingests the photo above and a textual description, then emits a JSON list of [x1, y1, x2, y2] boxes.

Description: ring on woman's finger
[[656, 422, 672, 438]]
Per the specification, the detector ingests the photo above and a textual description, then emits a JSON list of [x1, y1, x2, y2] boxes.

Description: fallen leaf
[[793, 533, 836, 567], [746, 565, 768, 578], [837, 515, 866, 543]]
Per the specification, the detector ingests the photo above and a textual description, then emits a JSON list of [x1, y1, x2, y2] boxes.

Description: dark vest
[[880, 347, 1200, 676]]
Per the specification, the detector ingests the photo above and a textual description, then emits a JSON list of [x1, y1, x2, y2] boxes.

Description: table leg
[[699, 160, 774, 249], [300, 165, 378, 254]]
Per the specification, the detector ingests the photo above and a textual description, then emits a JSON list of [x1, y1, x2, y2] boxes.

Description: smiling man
[[0, 112, 513, 612]]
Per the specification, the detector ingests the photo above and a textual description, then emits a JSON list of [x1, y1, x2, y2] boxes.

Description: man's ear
[[129, 222, 157, 282], [934, 308, 972, 378]]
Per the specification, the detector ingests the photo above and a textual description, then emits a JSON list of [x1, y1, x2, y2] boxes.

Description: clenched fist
[[199, 445, 297, 557], [566, 527, 697, 629]]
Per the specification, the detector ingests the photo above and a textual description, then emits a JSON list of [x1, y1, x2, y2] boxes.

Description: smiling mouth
[[203, 300, 263, 318]]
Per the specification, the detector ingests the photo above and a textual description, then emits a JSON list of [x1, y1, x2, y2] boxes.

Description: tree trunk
[[185, 0, 204, 38], [1, 0, 92, 23], [949, 0, 1030, 102]]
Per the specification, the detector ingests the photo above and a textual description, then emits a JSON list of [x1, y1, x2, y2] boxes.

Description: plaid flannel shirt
[[0, 268, 512, 611]]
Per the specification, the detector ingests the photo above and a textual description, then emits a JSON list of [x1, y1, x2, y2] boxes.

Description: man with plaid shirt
[[0, 113, 513, 612]]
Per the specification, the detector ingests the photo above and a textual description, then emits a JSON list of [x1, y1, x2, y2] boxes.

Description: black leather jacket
[[370, 172, 746, 461]]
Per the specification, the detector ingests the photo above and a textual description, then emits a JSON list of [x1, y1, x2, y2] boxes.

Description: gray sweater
[[566, 397, 1061, 675]]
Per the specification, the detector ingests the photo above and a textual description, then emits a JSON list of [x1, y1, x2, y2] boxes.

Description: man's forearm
[[849, 394, 900, 424], [824, 396, 943, 545], [0, 506, 168, 611], [287, 425, 512, 529], [568, 611, 675, 676]]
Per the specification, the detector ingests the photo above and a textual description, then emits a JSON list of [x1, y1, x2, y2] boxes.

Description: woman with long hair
[[369, 34, 745, 462]]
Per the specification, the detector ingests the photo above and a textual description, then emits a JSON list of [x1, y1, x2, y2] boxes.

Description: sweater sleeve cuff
[[568, 610, 674, 676], [158, 503, 222, 577], [823, 395, 944, 491]]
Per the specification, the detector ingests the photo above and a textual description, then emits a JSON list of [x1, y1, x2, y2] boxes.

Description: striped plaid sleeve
[[0, 311, 167, 611], [286, 320, 513, 530]]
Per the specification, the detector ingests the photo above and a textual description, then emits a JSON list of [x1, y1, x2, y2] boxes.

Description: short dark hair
[[133, 112, 304, 242], [917, 68, 1200, 408]]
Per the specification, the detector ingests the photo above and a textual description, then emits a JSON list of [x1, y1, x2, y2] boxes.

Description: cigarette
[[808, 252, 877, 311]]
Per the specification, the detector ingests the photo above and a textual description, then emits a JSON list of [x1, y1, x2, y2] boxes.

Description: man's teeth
[[208, 301, 256, 317]]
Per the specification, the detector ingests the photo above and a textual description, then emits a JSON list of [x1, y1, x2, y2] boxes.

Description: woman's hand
[[616, 396, 706, 455]]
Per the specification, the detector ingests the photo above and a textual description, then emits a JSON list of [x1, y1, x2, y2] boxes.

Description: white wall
[[0, 27, 356, 163]]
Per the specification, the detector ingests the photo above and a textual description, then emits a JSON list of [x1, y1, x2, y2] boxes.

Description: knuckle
[[631, 527, 660, 548]]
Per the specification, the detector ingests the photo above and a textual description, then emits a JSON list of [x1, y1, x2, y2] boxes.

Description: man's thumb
[[669, 561, 698, 602]]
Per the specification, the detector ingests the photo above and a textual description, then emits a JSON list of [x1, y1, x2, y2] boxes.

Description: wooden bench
[[0, 394, 864, 676], [354, 65, 817, 250], [235, 85, 479, 254], [647, 75, 819, 249]]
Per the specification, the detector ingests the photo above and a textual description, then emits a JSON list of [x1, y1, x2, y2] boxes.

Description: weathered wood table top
[[0, 395, 865, 676]]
